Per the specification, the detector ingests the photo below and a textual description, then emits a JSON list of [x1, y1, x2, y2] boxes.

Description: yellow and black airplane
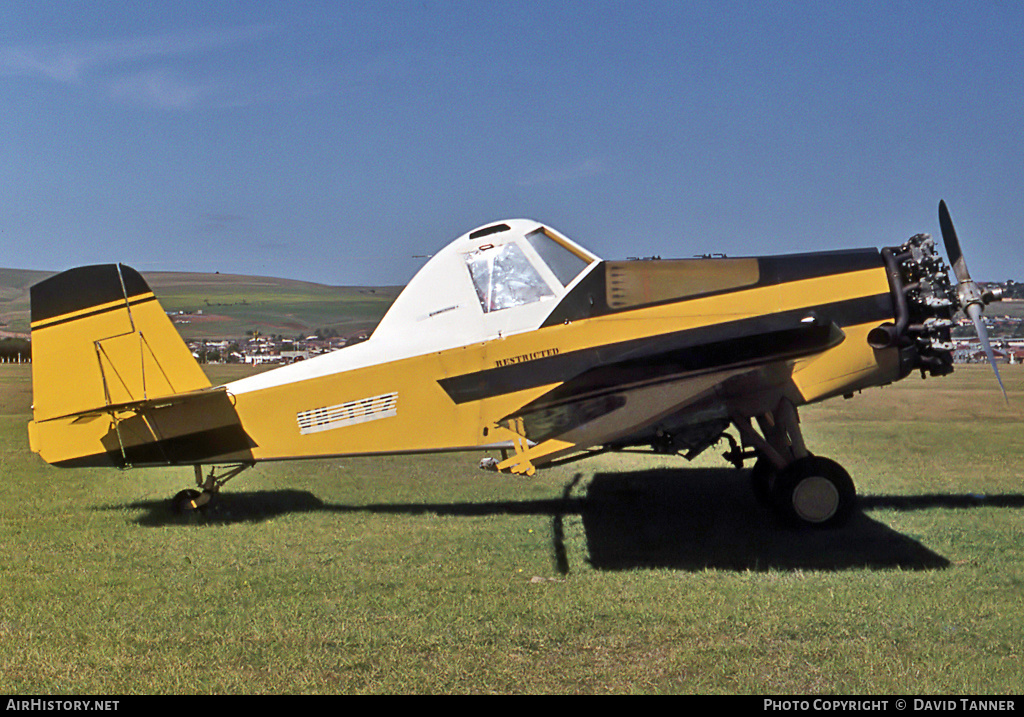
[[27, 201, 1003, 527]]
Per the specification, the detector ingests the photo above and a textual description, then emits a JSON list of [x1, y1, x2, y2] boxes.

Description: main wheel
[[771, 456, 856, 528]]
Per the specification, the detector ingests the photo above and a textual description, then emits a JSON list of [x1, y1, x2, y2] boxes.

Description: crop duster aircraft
[[27, 201, 1005, 528]]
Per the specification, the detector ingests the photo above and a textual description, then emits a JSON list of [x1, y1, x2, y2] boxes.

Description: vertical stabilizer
[[30, 264, 211, 423]]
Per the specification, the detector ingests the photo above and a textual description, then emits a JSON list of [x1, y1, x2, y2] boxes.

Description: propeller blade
[[966, 302, 1008, 403], [939, 201, 1009, 403], [939, 199, 972, 284]]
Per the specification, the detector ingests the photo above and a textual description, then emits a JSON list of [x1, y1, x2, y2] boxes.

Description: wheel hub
[[791, 476, 840, 523]]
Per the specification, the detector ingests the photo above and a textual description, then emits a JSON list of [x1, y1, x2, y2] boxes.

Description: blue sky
[[2, 1, 1023, 286]]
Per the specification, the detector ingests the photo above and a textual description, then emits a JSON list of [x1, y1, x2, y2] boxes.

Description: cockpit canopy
[[370, 219, 599, 357]]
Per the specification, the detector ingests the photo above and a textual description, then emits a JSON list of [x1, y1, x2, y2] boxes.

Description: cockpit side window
[[465, 243, 555, 313], [524, 228, 592, 286]]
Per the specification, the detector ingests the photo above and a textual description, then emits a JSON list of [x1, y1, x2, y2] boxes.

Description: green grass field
[[1, 364, 1022, 694]]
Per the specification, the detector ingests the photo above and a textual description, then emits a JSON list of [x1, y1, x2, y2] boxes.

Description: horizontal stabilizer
[[32, 385, 230, 424], [28, 385, 255, 468]]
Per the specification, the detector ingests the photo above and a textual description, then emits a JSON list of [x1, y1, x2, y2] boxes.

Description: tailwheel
[[171, 488, 210, 515], [771, 456, 856, 529], [171, 463, 252, 516]]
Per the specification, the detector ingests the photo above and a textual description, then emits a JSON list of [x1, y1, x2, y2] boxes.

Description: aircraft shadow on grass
[[113, 467, 1024, 574]]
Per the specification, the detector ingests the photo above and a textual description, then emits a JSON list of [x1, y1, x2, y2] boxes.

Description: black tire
[[171, 489, 203, 515], [771, 456, 856, 528], [749, 456, 776, 507]]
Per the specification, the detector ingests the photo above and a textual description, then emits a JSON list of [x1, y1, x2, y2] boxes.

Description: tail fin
[[30, 264, 210, 422], [27, 264, 233, 467]]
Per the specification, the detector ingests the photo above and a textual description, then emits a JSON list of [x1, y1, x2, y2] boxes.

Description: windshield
[[524, 228, 592, 286], [465, 243, 555, 313]]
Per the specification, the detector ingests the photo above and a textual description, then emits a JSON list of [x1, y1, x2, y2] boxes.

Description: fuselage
[[29, 219, 904, 470]]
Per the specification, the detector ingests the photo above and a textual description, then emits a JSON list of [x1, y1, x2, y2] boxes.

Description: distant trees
[[0, 338, 30, 362], [1001, 280, 1024, 300]]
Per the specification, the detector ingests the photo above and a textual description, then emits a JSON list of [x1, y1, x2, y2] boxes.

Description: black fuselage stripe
[[438, 293, 893, 405], [756, 250, 883, 284]]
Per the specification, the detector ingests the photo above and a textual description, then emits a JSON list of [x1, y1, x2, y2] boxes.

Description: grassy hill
[[0, 267, 400, 341]]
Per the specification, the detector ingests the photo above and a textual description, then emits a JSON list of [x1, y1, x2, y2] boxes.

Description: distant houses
[[953, 336, 1024, 364], [163, 304, 377, 364], [186, 331, 370, 365]]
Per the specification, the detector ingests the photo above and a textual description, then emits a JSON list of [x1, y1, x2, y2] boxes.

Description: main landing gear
[[732, 399, 857, 529], [171, 464, 251, 515]]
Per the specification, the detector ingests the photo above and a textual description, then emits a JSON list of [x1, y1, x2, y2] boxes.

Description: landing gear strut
[[732, 399, 856, 528], [171, 463, 252, 515]]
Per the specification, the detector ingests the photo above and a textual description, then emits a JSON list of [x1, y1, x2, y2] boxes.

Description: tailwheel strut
[[731, 398, 857, 529], [171, 463, 252, 515]]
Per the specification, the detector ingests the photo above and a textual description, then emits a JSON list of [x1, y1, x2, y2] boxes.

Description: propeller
[[938, 200, 1008, 402]]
